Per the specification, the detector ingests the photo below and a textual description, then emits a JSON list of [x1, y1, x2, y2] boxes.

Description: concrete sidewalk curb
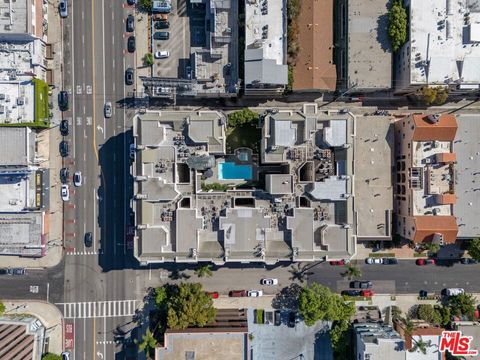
[[3, 300, 64, 354]]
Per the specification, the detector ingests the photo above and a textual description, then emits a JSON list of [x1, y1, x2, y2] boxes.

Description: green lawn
[[33, 78, 50, 128], [226, 125, 261, 154]]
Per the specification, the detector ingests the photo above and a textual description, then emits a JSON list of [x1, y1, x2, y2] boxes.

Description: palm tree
[[410, 336, 433, 355], [341, 265, 362, 280], [288, 263, 313, 283], [195, 263, 213, 278], [136, 328, 157, 359]]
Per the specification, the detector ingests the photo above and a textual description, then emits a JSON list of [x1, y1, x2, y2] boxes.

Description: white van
[[445, 288, 465, 297]]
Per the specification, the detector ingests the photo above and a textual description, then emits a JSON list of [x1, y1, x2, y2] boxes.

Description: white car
[[366, 257, 383, 265], [59, 0, 68, 18], [61, 184, 70, 202], [154, 50, 170, 59], [155, 86, 172, 95], [73, 171, 82, 187], [248, 290, 263, 297], [261, 278, 278, 286], [104, 102, 112, 118], [445, 288, 465, 297]]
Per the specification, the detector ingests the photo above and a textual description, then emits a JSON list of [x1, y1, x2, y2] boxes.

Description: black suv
[[60, 168, 69, 183], [60, 119, 69, 136], [85, 232, 93, 247], [58, 91, 69, 111], [127, 36, 136, 52], [60, 141, 69, 157], [125, 68, 134, 85], [155, 20, 169, 29], [126, 15, 134, 32], [154, 31, 169, 40]]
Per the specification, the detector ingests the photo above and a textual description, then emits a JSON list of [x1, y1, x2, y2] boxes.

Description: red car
[[361, 290, 374, 297], [416, 259, 436, 266], [229, 290, 247, 297], [206, 291, 219, 299], [329, 259, 346, 266]]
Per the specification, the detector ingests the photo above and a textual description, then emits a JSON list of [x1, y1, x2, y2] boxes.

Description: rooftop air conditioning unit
[[427, 114, 441, 124], [17, 97, 24, 106]]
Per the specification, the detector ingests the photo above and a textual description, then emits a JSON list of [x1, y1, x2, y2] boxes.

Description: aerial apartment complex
[[131, 104, 375, 264]]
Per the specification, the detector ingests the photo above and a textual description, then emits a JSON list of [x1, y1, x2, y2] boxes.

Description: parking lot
[[152, 0, 190, 78], [247, 309, 333, 360]]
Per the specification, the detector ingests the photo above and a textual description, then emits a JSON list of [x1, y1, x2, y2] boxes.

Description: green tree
[[388, 0, 408, 52], [167, 283, 216, 330], [410, 336, 433, 355], [194, 263, 213, 278], [136, 328, 157, 359], [418, 86, 449, 105], [139, 0, 153, 11], [42, 354, 62, 360], [468, 238, 480, 261], [298, 283, 355, 326], [227, 109, 259, 127], [424, 243, 440, 255], [416, 304, 442, 325], [437, 305, 451, 327], [155, 286, 168, 311], [0, 301, 5, 316], [330, 319, 350, 359], [341, 265, 362, 280], [144, 53, 154, 66], [448, 293, 476, 320]]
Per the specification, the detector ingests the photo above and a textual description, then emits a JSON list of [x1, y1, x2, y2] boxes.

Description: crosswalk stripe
[[57, 300, 138, 319]]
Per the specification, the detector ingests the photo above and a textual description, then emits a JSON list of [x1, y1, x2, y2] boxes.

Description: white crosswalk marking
[[57, 300, 138, 319], [66, 250, 100, 256]]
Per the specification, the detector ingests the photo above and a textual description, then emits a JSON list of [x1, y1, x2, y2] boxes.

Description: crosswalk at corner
[[56, 300, 139, 319]]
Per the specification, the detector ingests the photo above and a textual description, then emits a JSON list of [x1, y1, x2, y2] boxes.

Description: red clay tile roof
[[435, 152, 457, 163], [413, 216, 458, 244], [292, 0, 337, 91], [412, 114, 458, 141]]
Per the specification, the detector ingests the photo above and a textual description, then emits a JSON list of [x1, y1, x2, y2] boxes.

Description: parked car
[[288, 311, 299, 328], [60, 141, 69, 157], [206, 291, 219, 299], [419, 290, 428, 298], [341, 290, 362, 297], [416, 259, 436, 266], [104, 102, 112, 118], [84, 232, 93, 247], [60, 168, 69, 184], [155, 20, 170, 29], [460, 258, 478, 264], [229, 290, 247, 297], [127, 36, 136, 52], [329, 259, 347, 266], [248, 290, 263, 297], [154, 31, 170, 40], [60, 120, 69, 136], [361, 290, 374, 297], [444, 288, 465, 297], [126, 0, 136, 5], [59, 0, 68, 18], [73, 171, 82, 187], [383, 258, 398, 265], [125, 68, 134, 85], [12, 268, 26, 276], [61, 351, 71, 360], [154, 50, 170, 59], [58, 91, 69, 111], [366, 257, 383, 265], [350, 280, 373, 289], [274, 310, 281, 326], [61, 184, 70, 201], [126, 15, 135, 32], [260, 278, 278, 286], [0, 268, 10, 275]]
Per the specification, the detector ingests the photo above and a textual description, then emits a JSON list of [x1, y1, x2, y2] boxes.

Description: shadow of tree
[[272, 283, 303, 311]]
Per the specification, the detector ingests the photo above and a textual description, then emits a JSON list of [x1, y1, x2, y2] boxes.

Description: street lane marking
[[86, 85, 92, 95], [86, 116, 92, 126], [76, 117, 82, 126], [57, 300, 138, 319], [76, 85, 82, 95]]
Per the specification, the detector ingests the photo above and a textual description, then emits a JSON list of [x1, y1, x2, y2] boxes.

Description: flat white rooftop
[[409, 0, 480, 85], [0, 82, 35, 124], [245, 0, 285, 66]]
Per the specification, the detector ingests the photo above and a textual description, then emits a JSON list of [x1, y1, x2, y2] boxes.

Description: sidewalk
[[134, 7, 151, 92], [4, 300, 64, 355], [353, 242, 465, 260]]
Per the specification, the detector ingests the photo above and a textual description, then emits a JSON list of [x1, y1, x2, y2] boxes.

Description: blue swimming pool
[[218, 162, 253, 180]]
